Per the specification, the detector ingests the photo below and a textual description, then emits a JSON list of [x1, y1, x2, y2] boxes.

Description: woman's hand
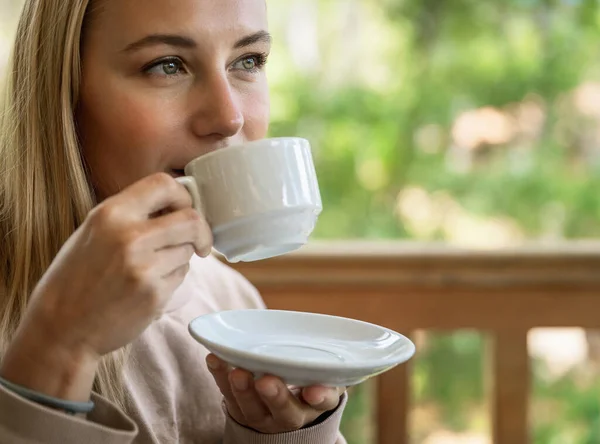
[[207, 354, 346, 434], [1, 173, 212, 401]]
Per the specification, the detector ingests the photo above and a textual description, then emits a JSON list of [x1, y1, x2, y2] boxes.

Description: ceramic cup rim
[[184, 137, 309, 173]]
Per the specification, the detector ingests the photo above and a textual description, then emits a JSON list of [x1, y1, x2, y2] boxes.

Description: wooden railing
[[227, 241, 600, 444]]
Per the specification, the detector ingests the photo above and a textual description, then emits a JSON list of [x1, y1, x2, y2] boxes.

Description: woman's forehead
[[88, 0, 268, 43]]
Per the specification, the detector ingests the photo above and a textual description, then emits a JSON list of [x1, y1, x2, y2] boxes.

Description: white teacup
[[176, 137, 322, 263]]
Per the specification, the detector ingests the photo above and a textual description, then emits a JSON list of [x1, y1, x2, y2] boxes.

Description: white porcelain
[[177, 138, 322, 263], [188, 310, 416, 387]]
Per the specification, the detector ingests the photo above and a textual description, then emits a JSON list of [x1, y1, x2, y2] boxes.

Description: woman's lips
[[170, 169, 185, 178]]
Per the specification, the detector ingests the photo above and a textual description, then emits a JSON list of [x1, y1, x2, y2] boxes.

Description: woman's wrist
[[0, 374, 96, 414], [0, 317, 99, 403]]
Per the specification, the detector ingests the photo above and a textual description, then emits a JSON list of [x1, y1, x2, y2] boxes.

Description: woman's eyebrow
[[121, 31, 272, 54], [233, 30, 272, 49], [122, 34, 196, 53]]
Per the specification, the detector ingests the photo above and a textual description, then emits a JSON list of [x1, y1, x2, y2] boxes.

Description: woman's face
[[78, 0, 271, 200]]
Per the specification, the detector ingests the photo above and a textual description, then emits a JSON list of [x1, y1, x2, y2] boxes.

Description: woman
[[0, 0, 348, 442]]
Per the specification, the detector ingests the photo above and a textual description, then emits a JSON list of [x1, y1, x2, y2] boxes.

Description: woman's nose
[[189, 73, 244, 140]]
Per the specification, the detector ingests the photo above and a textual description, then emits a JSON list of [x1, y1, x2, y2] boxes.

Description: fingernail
[[258, 383, 278, 398], [313, 395, 325, 406], [303, 389, 325, 406], [201, 246, 213, 258], [206, 356, 220, 371], [233, 374, 248, 391]]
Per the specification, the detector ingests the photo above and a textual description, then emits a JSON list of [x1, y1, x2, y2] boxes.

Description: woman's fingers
[[206, 355, 245, 421], [111, 172, 192, 219], [152, 244, 195, 278], [229, 369, 270, 425], [255, 375, 307, 430], [162, 263, 191, 294], [145, 208, 212, 257], [205, 355, 346, 433], [301, 385, 346, 411]]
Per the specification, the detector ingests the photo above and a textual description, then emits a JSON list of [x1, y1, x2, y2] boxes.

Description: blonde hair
[[0, 0, 129, 410]]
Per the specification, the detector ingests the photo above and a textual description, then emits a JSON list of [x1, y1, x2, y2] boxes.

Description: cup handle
[[175, 176, 204, 214]]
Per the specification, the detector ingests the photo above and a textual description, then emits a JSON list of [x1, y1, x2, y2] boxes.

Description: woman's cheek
[[241, 91, 271, 140], [107, 91, 177, 141]]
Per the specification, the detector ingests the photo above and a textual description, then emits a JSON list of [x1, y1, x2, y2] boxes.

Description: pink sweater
[[0, 255, 348, 443]]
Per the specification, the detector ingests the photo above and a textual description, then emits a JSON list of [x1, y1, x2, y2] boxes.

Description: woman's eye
[[144, 58, 186, 77], [241, 57, 257, 70], [232, 54, 268, 73]]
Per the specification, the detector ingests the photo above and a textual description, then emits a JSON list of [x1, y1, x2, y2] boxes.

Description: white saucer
[[188, 309, 415, 387]]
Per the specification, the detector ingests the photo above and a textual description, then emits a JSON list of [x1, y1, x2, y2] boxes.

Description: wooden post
[[489, 330, 530, 444], [377, 361, 410, 444]]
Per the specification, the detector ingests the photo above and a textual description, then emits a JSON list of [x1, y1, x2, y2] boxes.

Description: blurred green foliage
[[266, 0, 600, 442], [268, 0, 600, 241], [533, 358, 600, 444]]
